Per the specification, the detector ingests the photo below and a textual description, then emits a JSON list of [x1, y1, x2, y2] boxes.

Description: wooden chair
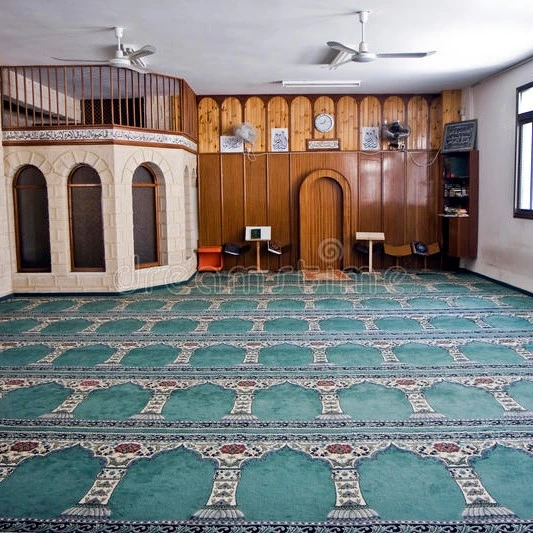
[[223, 243, 251, 256], [197, 246, 224, 271], [411, 241, 441, 271], [267, 241, 291, 271], [383, 243, 412, 267]]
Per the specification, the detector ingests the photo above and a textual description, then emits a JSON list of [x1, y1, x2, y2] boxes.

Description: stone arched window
[[132, 165, 160, 268], [68, 165, 105, 271], [13, 165, 51, 272]]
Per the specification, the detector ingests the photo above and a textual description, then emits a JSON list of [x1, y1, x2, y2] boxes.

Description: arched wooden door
[[299, 169, 351, 270]]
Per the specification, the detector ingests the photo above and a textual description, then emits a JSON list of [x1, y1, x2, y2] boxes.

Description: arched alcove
[[299, 169, 351, 269], [13, 165, 51, 272], [68, 164, 105, 271], [132, 165, 160, 269]]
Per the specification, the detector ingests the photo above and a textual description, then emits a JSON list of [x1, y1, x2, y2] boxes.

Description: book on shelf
[[443, 207, 469, 216]]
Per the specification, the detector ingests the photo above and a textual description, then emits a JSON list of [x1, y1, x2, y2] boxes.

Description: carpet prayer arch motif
[[0, 269, 532, 532]]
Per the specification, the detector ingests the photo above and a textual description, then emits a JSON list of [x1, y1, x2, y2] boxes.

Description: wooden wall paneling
[[382, 96, 405, 150], [290, 152, 321, 265], [267, 96, 290, 154], [289, 153, 308, 268], [180, 79, 198, 140], [198, 97, 220, 153], [382, 151, 406, 245], [359, 96, 382, 152], [220, 96, 243, 136], [290, 152, 325, 268], [357, 152, 382, 231], [198, 154, 222, 246], [344, 152, 359, 267], [429, 96, 443, 150], [441, 89, 462, 126], [313, 96, 336, 140], [406, 151, 432, 244], [336, 96, 358, 151], [406, 151, 441, 269], [381, 151, 407, 269], [428, 149, 442, 269], [357, 152, 382, 267], [195, 92, 444, 270], [221, 154, 245, 269], [171, 96, 181, 132], [290, 96, 312, 152], [430, 150, 442, 246], [427, 151, 440, 247], [267, 154, 292, 269], [244, 154, 268, 268], [407, 96, 429, 150], [244, 96, 266, 152]]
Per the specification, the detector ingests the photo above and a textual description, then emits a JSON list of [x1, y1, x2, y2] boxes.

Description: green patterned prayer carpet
[[0, 269, 532, 532]]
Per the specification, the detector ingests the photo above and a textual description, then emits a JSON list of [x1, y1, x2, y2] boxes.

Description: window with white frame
[[515, 82, 533, 218]]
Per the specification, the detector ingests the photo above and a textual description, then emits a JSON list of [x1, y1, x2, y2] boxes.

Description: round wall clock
[[314, 113, 334, 133]]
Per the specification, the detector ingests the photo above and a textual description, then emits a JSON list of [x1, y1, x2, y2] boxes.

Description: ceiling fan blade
[[125, 63, 149, 74], [328, 56, 356, 70], [326, 41, 358, 55], [327, 10, 437, 67], [52, 28, 153, 73], [52, 57, 107, 63], [376, 51, 436, 59], [126, 44, 156, 60]]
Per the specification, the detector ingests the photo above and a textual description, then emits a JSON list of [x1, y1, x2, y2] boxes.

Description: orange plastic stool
[[197, 246, 224, 271]]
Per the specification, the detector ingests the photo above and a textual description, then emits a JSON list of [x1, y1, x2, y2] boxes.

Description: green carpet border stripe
[[0, 517, 532, 532]]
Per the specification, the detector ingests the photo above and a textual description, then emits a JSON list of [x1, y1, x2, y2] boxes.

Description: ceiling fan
[[327, 10, 435, 68], [52, 26, 156, 73]]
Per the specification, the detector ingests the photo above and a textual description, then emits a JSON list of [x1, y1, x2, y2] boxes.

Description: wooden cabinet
[[439, 150, 478, 258]]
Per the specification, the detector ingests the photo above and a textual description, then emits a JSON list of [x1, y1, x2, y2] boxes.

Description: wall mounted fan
[[381, 121, 410, 150], [327, 10, 435, 68], [234, 123, 258, 145], [52, 27, 156, 73]]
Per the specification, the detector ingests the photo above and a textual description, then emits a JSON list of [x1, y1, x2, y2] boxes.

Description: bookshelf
[[439, 150, 479, 258]]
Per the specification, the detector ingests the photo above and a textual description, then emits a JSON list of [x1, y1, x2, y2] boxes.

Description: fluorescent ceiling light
[[281, 80, 361, 88]]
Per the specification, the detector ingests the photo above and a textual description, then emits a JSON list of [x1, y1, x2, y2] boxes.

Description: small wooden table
[[355, 232, 385, 273], [245, 226, 271, 272], [250, 240, 267, 272]]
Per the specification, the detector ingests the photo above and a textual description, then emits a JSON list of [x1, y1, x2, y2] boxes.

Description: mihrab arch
[[299, 169, 352, 270]]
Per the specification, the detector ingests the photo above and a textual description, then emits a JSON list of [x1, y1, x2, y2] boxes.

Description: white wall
[[462, 60, 533, 293]]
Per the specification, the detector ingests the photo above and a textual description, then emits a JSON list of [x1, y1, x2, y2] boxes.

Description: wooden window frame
[[13, 166, 52, 273], [68, 165, 106, 272], [514, 81, 533, 219], [132, 165, 161, 269]]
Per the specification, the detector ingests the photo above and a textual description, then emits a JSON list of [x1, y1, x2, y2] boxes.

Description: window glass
[[518, 122, 532, 210], [69, 166, 105, 270], [132, 166, 159, 268], [515, 83, 533, 218], [14, 166, 51, 272], [518, 86, 533, 114]]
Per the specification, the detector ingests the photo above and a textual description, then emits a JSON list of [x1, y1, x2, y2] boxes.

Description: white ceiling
[[1, 0, 533, 96]]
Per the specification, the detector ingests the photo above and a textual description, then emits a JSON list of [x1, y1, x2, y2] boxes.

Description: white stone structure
[[1, 129, 198, 295]]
